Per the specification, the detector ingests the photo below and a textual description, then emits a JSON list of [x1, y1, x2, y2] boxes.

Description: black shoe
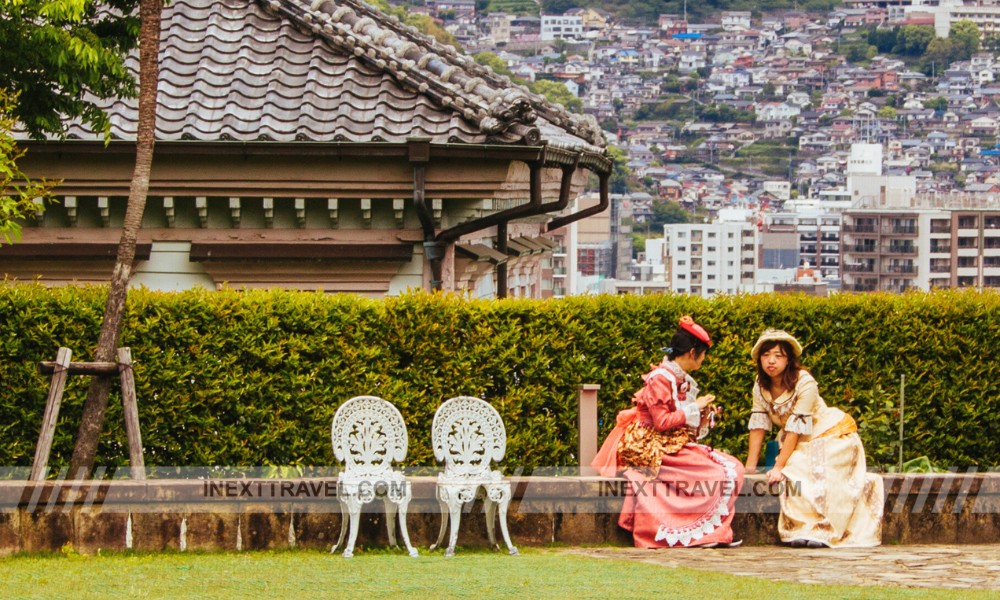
[[786, 539, 808, 548], [805, 540, 828, 548]]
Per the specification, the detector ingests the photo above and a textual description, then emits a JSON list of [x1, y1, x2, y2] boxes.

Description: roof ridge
[[259, 0, 604, 148]]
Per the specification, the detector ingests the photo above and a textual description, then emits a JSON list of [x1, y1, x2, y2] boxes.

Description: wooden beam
[[118, 348, 145, 480], [39, 361, 118, 375], [30, 348, 72, 482]]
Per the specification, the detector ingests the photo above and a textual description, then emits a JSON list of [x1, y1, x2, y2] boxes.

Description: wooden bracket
[[98, 197, 111, 227], [328, 198, 339, 225], [360, 198, 372, 227], [393, 198, 405, 227], [163, 196, 175, 228], [295, 198, 307, 228], [196, 196, 209, 228]]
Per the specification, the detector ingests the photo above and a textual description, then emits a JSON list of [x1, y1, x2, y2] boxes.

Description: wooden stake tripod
[[30, 347, 146, 481]]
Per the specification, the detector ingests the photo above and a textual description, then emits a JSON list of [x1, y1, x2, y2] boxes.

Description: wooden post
[[577, 384, 600, 471], [118, 348, 146, 480], [30, 347, 72, 482]]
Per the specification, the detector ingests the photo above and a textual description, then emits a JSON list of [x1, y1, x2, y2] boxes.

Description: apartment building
[[841, 195, 1000, 292], [540, 15, 584, 41], [761, 210, 844, 282], [663, 219, 757, 297]]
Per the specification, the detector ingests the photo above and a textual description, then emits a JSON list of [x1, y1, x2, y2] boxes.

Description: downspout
[[446, 158, 581, 298], [435, 158, 545, 243], [409, 138, 444, 291], [496, 221, 508, 298], [546, 170, 610, 232]]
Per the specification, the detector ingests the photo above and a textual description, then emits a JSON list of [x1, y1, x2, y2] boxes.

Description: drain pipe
[[546, 171, 610, 232], [496, 221, 509, 297], [409, 138, 445, 290], [435, 158, 545, 243]]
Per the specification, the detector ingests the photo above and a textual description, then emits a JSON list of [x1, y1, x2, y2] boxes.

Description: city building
[[662, 211, 757, 297], [841, 194, 1000, 292], [540, 14, 584, 41]]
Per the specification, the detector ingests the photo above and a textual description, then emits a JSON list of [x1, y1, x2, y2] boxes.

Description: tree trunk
[[68, 0, 162, 479]]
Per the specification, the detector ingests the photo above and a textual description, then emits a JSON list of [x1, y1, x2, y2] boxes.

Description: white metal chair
[[429, 396, 518, 556], [330, 395, 418, 558]]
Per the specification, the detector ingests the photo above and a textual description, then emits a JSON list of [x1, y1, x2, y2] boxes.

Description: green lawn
[[0, 548, 990, 600]]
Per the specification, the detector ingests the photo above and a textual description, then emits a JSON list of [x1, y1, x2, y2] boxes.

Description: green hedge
[[0, 286, 998, 471]]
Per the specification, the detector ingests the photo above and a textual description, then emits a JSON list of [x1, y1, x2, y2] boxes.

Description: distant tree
[[761, 81, 777, 99], [868, 26, 898, 54], [921, 37, 955, 75], [950, 20, 981, 61], [607, 145, 633, 194], [923, 96, 949, 111], [540, 0, 576, 14], [649, 199, 691, 227], [530, 79, 583, 112], [877, 105, 897, 119], [893, 25, 934, 56], [406, 13, 461, 48], [474, 51, 514, 77]]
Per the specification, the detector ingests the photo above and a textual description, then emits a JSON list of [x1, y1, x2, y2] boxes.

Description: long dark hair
[[755, 340, 801, 391], [665, 328, 709, 361]]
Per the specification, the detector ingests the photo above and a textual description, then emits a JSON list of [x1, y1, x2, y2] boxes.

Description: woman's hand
[[695, 394, 715, 410], [766, 467, 785, 485]]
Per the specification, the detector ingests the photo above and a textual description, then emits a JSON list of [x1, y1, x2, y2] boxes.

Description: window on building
[[958, 215, 978, 229], [708, 232, 717, 238]]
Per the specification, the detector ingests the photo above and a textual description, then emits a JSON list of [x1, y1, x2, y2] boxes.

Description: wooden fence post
[[577, 384, 600, 471]]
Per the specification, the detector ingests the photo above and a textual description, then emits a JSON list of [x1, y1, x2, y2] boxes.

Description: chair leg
[[496, 486, 519, 556], [395, 483, 418, 557], [484, 494, 499, 549], [383, 497, 398, 548], [429, 494, 449, 552], [445, 492, 463, 557], [342, 494, 363, 558], [332, 497, 349, 554]]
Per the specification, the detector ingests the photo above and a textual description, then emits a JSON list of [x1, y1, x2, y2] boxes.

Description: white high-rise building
[[663, 219, 757, 297]]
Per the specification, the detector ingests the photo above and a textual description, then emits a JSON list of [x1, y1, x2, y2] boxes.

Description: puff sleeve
[[785, 372, 819, 435], [747, 381, 772, 431], [641, 372, 694, 432]]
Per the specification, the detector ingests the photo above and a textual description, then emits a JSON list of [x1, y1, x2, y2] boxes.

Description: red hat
[[678, 315, 711, 346]]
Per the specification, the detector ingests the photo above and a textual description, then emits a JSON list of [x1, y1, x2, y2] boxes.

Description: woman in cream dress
[[745, 329, 883, 548]]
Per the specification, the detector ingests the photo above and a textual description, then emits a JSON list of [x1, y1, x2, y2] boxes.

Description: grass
[[0, 547, 993, 600]]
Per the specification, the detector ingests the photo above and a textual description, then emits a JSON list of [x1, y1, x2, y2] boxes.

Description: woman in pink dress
[[593, 316, 744, 548]]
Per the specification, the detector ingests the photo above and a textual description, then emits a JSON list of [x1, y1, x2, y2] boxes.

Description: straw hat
[[751, 329, 802, 362]]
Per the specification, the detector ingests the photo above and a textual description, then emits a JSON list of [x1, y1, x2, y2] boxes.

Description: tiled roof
[[61, 0, 606, 162]]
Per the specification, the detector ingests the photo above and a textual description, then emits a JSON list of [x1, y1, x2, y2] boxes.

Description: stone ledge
[[0, 473, 996, 554]]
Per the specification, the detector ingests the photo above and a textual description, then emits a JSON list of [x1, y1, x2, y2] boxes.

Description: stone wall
[[0, 474, 997, 554]]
